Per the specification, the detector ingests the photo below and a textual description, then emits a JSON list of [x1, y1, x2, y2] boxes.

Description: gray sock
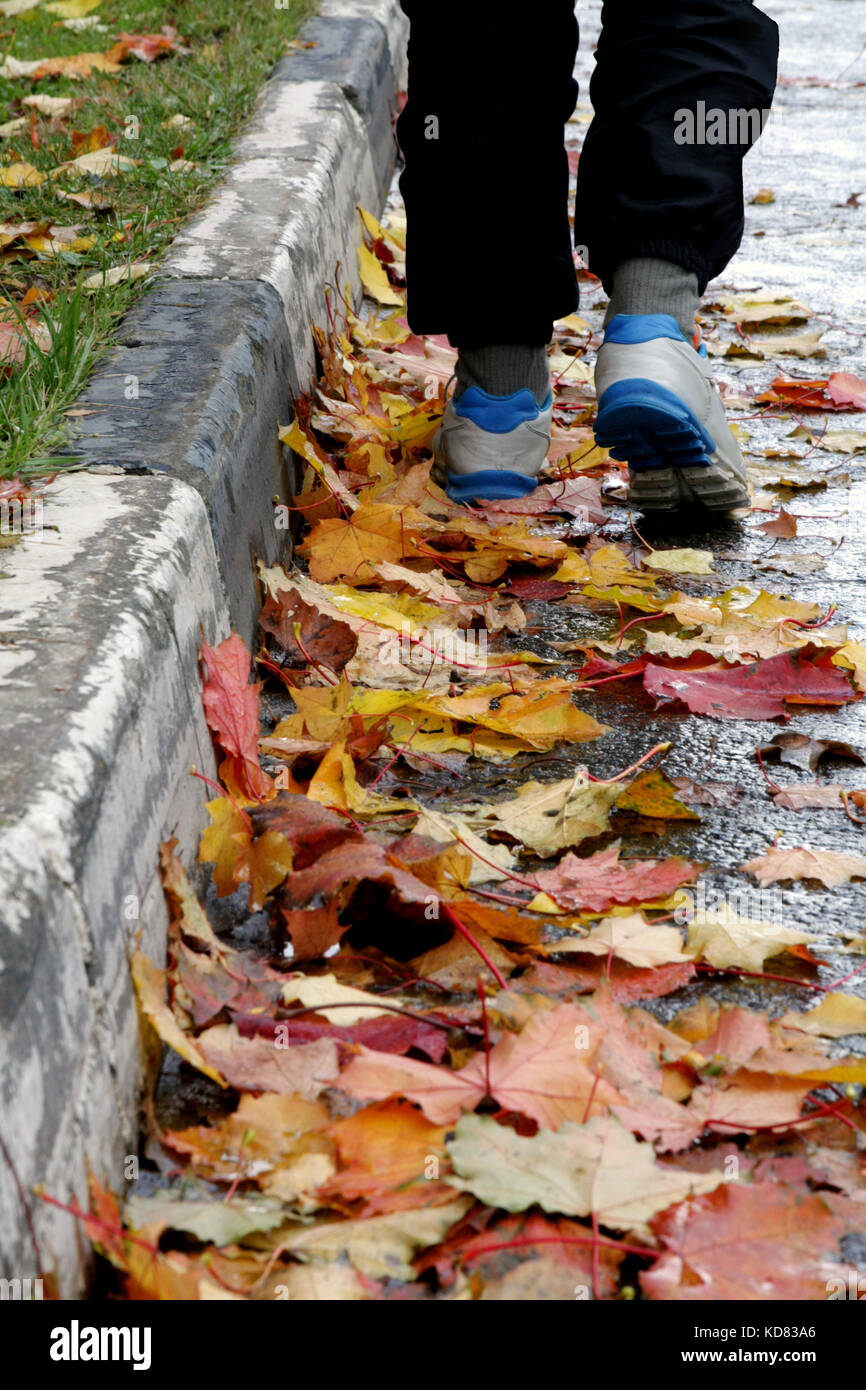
[[604, 257, 700, 341], [454, 343, 550, 405]]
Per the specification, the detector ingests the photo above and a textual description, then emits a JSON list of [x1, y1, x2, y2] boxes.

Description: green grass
[[0, 0, 315, 477]]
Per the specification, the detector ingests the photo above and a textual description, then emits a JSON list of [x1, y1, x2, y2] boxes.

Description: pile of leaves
[[72, 206, 866, 1301]]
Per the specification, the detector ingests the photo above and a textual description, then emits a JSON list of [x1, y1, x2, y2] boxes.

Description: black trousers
[[396, 1, 779, 346]]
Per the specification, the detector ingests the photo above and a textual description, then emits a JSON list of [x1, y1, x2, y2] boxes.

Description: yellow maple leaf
[[358, 243, 404, 306], [300, 502, 431, 583]]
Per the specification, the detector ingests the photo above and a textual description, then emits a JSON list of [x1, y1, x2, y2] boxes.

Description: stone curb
[[0, 0, 408, 1294]]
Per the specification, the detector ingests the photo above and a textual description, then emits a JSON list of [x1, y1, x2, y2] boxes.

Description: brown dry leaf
[[756, 507, 798, 538], [771, 783, 848, 810], [195, 1025, 339, 1098], [757, 730, 863, 773], [410, 930, 521, 991]]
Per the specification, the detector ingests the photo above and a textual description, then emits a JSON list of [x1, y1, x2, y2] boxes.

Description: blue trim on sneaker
[[603, 313, 687, 346], [595, 378, 716, 471], [453, 385, 552, 434], [446, 469, 539, 502]]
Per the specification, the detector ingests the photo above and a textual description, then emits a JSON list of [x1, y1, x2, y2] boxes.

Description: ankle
[[454, 343, 550, 406], [604, 258, 699, 342]]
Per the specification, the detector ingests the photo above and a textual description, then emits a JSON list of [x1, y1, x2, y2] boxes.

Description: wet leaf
[[200, 634, 271, 800], [685, 908, 813, 972], [643, 1185, 866, 1300], [529, 842, 702, 912], [644, 650, 857, 720], [614, 768, 700, 821], [756, 730, 864, 773], [743, 845, 866, 888], [472, 775, 622, 856]]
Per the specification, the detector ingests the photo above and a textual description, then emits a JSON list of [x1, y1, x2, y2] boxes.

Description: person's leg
[[397, 2, 579, 501], [397, 1, 579, 347], [579, 0, 779, 511], [577, 0, 779, 305]]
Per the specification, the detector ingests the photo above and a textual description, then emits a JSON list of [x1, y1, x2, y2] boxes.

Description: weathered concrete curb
[[0, 0, 408, 1295], [61, 0, 408, 640]]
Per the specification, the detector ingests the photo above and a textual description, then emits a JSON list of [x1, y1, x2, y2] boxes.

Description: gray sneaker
[[594, 314, 750, 512], [432, 386, 553, 502]]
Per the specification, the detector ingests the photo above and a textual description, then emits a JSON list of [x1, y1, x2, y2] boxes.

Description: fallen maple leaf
[[200, 633, 271, 799], [757, 376, 854, 411], [358, 242, 404, 307], [644, 548, 715, 575], [529, 842, 702, 913], [131, 950, 227, 1087], [195, 1024, 339, 1097], [115, 25, 189, 62], [432, 680, 608, 751], [553, 914, 694, 969], [126, 1191, 287, 1246], [687, 1072, 815, 1134], [756, 730, 863, 773], [771, 782, 849, 810], [321, 1101, 450, 1215], [410, 929, 520, 991], [756, 507, 798, 538], [455, 1210, 624, 1295], [163, 1093, 330, 1186], [614, 768, 700, 821], [198, 797, 293, 911], [233, 1010, 448, 1064], [276, 899, 346, 961], [259, 585, 357, 672], [779, 992, 866, 1038], [644, 650, 857, 720], [337, 1001, 623, 1128], [281, 971, 395, 1024], [445, 1113, 722, 1228], [478, 476, 606, 524], [642, 1184, 866, 1300], [277, 838, 431, 913], [742, 845, 866, 888], [300, 502, 430, 583], [283, 1197, 470, 1281], [827, 371, 866, 410], [412, 806, 517, 885], [471, 774, 621, 856], [685, 908, 812, 972]]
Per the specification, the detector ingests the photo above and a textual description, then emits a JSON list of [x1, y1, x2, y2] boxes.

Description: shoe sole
[[444, 468, 539, 503], [594, 378, 749, 512]]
